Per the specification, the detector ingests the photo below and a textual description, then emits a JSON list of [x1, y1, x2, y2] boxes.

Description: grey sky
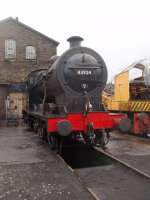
[[1, 0, 150, 80]]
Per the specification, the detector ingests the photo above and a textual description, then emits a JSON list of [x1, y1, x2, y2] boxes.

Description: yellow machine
[[103, 59, 150, 136]]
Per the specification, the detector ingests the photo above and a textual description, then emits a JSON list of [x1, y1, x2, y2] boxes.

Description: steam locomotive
[[24, 36, 124, 150]]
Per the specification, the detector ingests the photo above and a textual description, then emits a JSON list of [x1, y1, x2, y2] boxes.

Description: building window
[[5, 39, 16, 59], [26, 46, 36, 60]]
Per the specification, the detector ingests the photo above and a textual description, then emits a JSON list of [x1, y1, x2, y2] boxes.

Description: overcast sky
[[1, 0, 150, 80]]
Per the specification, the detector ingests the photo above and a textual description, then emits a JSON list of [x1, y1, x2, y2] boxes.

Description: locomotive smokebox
[[26, 36, 108, 113], [67, 36, 83, 48]]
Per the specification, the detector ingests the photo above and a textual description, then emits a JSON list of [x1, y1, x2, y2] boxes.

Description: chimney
[[67, 36, 83, 48], [15, 17, 19, 21]]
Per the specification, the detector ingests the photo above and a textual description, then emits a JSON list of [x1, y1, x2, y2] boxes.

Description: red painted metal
[[133, 113, 140, 135], [47, 112, 125, 133], [133, 113, 150, 135]]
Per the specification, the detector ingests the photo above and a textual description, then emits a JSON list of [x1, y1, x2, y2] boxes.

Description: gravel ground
[[0, 127, 93, 200], [1, 127, 150, 200], [0, 161, 93, 200]]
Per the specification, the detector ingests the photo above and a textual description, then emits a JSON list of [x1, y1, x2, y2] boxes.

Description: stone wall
[[0, 19, 58, 83]]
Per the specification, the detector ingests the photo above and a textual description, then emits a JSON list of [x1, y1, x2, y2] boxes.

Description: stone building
[[0, 17, 59, 120]]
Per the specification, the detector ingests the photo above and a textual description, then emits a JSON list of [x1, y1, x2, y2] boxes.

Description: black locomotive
[[25, 36, 123, 150], [27, 36, 107, 113]]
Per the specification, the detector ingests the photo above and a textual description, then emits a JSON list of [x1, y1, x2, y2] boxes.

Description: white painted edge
[[87, 187, 102, 200]]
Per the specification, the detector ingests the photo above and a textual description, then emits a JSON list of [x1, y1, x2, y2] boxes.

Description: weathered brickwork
[[0, 17, 59, 83]]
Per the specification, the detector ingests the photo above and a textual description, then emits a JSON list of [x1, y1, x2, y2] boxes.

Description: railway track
[[58, 145, 150, 200]]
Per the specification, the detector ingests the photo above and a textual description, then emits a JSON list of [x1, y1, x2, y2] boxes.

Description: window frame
[[5, 39, 16, 59], [25, 46, 37, 60]]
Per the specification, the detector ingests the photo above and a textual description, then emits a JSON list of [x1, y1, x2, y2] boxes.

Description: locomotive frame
[[25, 110, 124, 150]]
